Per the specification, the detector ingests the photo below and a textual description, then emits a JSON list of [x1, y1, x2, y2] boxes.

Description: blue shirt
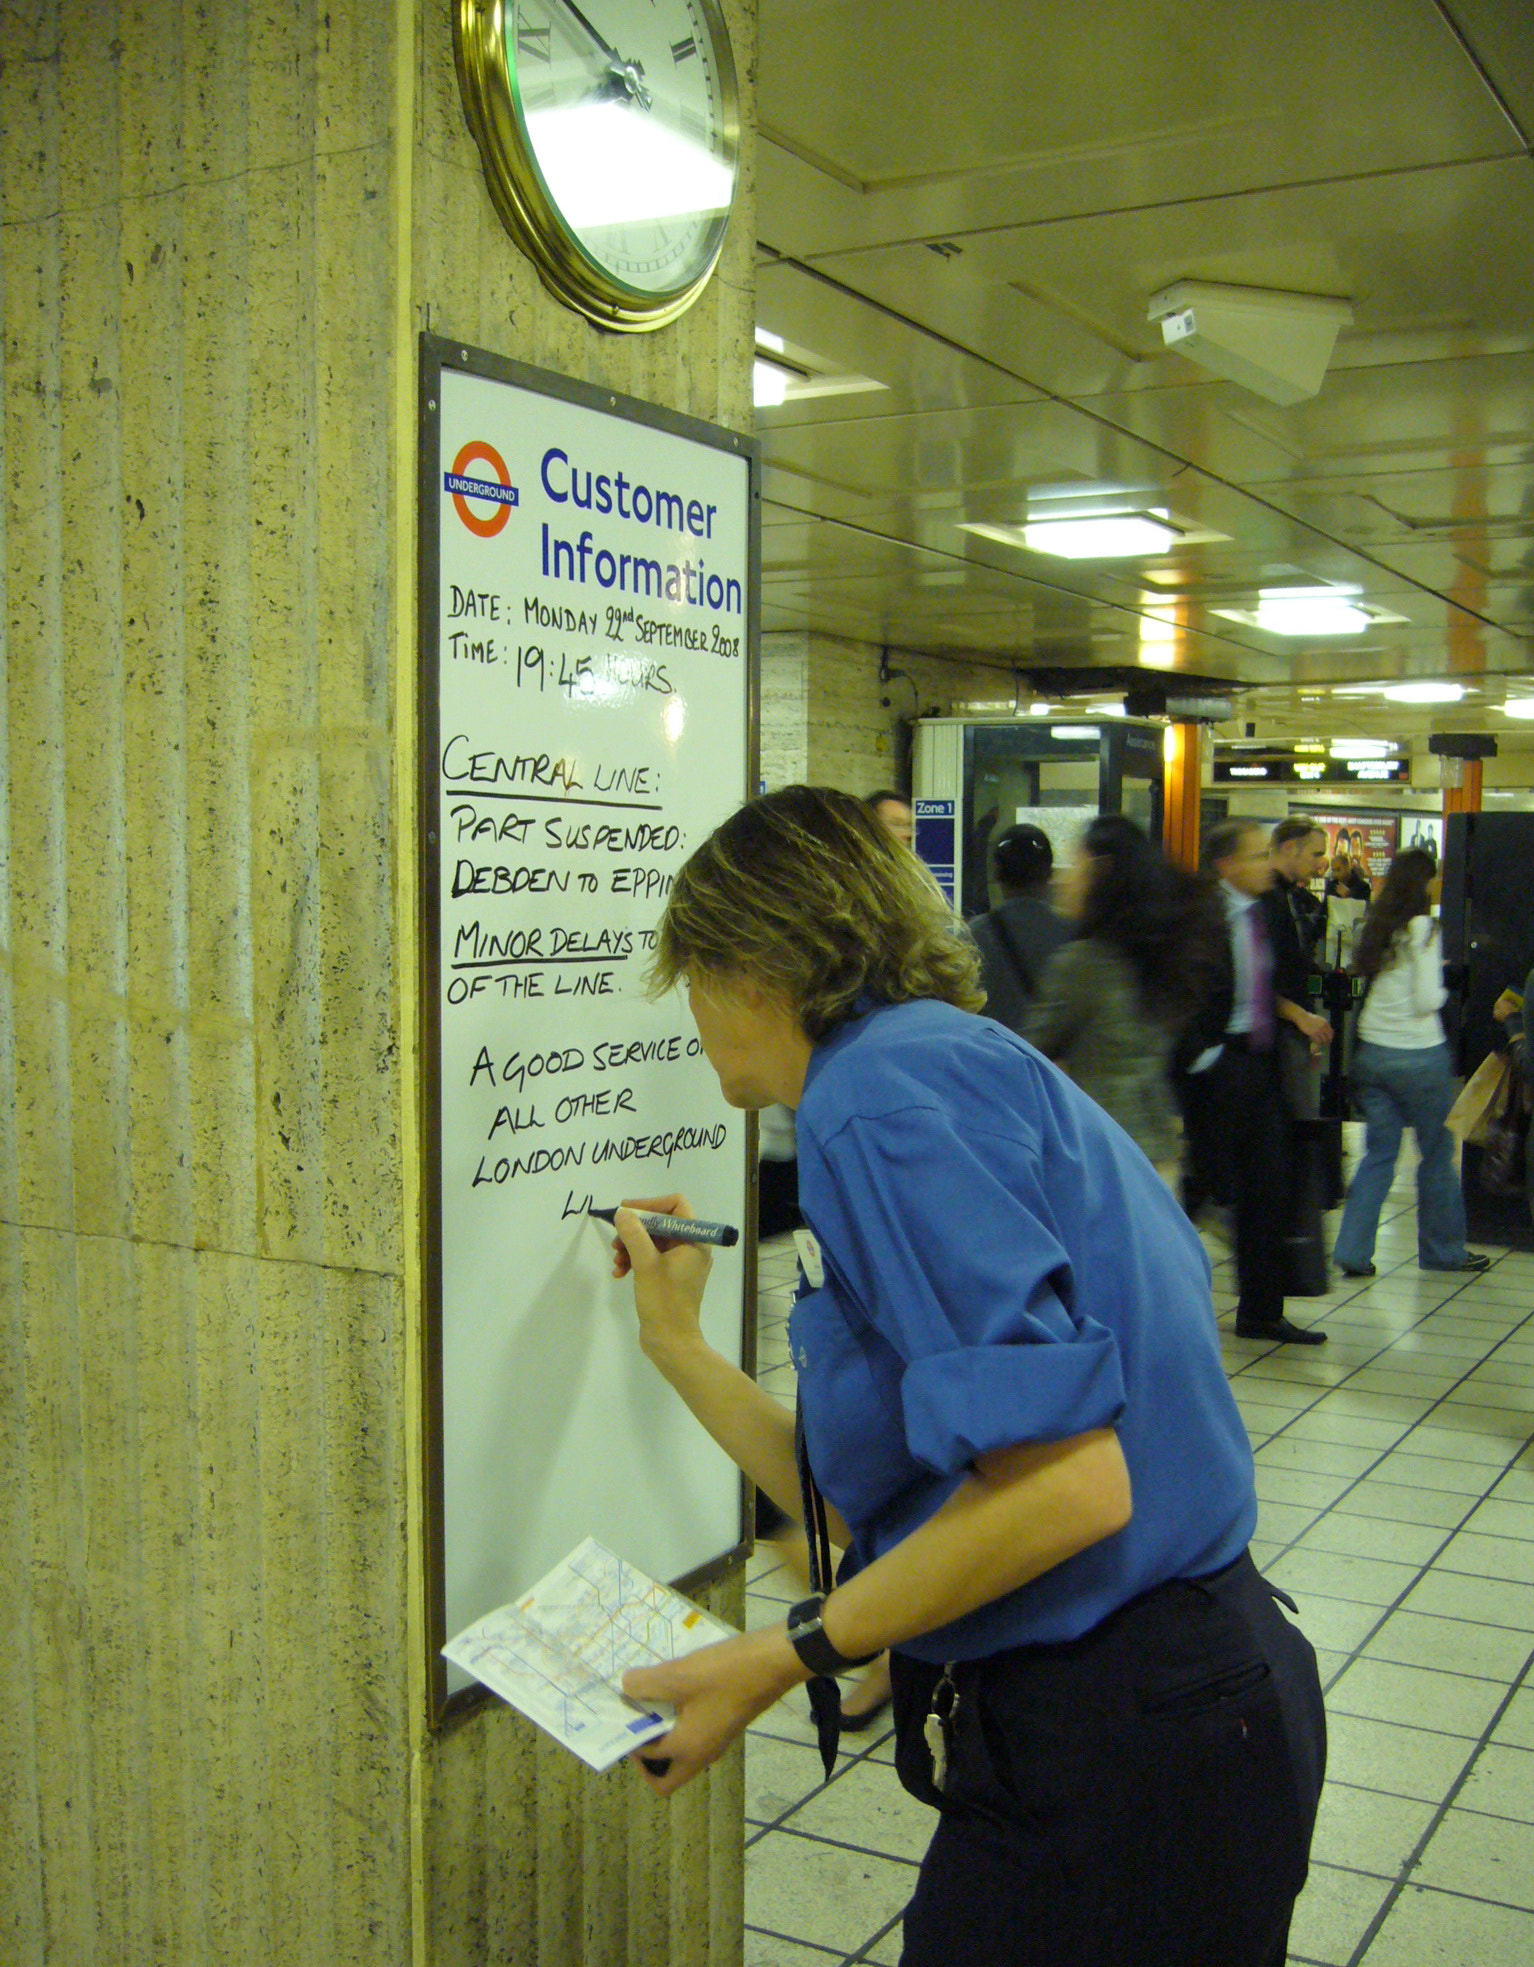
[[790, 999, 1256, 1663]]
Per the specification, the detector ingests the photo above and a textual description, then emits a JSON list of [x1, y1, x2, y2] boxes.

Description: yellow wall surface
[[0, 2, 754, 1961]]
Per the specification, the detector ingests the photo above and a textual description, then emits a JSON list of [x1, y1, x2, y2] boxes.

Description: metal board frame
[[416, 333, 761, 1727]]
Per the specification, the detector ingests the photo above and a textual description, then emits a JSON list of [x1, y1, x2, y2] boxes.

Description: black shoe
[[1338, 1263, 1376, 1278], [1421, 1253, 1493, 1274], [1234, 1317, 1329, 1345]]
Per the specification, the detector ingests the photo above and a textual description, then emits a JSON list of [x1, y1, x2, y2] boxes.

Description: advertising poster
[[1310, 814, 1400, 883]]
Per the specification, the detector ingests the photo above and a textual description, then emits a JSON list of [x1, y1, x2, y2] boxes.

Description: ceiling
[[751, 0, 1534, 743]]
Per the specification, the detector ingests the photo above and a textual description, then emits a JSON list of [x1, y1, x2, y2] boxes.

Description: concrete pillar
[[1161, 724, 1203, 870], [1, 2, 754, 1962]]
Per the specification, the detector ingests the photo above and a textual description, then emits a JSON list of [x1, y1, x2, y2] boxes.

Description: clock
[[454, 0, 741, 331]]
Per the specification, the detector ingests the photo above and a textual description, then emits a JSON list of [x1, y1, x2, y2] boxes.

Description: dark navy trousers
[[889, 1552, 1326, 1967]]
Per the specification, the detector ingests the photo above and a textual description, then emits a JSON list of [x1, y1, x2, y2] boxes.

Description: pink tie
[[1246, 908, 1274, 1048]]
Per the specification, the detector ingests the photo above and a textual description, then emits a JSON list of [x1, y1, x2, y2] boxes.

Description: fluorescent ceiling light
[[1088, 701, 1128, 718], [1050, 724, 1101, 740], [1503, 699, 1534, 720], [1212, 587, 1404, 637], [1023, 514, 1178, 559], [1329, 739, 1394, 760], [1254, 587, 1369, 636], [525, 103, 733, 229], [752, 359, 791, 408], [1027, 701, 1053, 715], [1380, 682, 1466, 704], [755, 327, 785, 353]]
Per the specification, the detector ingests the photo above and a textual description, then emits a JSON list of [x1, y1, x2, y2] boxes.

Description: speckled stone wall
[[769, 629, 1022, 797], [410, 0, 754, 1955], [1, 2, 752, 1961]]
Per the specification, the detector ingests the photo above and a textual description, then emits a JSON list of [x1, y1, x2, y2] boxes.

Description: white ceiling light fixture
[[1330, 739, 1395, 760], [1380, 682, 1466, 705], [1254, 588, 1370, 636], [752, 328, 886, 408], [1212, 586, 1408, 638], [1021, 512, 1179, 559], [752, 358, 792, 408], [1503, 698, 1534, 720], [1147, 280, 1354, 406]]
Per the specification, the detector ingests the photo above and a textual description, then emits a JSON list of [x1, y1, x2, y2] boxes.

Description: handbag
[[1447, 1051, 1515, 1146], [1481, 1058, 1532, 1197]]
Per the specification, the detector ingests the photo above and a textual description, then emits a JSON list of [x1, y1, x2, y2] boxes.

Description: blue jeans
[[1332, 1042, 1468, 1270]]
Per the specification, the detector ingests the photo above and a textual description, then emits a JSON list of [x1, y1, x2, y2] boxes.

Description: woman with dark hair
[[1026, 813, 1222, 1175], [605, 786, 1323, 1967], [1332, 847, 1490, 1277]]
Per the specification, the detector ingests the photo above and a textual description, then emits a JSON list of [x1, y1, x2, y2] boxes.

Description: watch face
[[506, 0, 737, 298]]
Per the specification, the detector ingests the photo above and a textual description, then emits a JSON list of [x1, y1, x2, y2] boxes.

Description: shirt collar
[[1220, 878, 1257, 918], [800, 993, 889, 1098]]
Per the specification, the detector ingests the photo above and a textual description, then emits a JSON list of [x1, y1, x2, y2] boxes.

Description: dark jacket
[[970, 895, 1071, 1036], [1262, 875, 1322, 1007]]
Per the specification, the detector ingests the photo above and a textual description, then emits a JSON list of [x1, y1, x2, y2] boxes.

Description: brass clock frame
[[453, 0, 741, 332]]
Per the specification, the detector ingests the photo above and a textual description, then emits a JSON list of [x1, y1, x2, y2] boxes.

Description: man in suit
[[1266, 820, 1334, 1121], [1182, 820, 1327, 1345]]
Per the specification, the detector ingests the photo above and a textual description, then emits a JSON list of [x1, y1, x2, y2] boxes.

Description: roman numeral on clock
[[517, 24, 551, 60], [671, 34, 697, 61]]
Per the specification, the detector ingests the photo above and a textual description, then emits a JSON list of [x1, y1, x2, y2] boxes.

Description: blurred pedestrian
[[969, 823, 1070, 1034], [1182, 820, 1327, 1343], [1332, 849, 1490, 1277], [1324, 851, 1370, 903], [1027, 814, 1219, 1182], [865, 789, 915, 849], [1265, 821, 1333, 1120]]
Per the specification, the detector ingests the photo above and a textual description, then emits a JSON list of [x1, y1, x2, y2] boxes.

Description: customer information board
[[418, 340, 759, 1717]]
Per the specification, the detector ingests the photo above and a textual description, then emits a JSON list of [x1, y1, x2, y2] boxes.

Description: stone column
[[1, 2, 755, 1962]]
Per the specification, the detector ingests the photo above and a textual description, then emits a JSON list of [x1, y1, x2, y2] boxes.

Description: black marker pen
[[589, 1207, 740, 1249]]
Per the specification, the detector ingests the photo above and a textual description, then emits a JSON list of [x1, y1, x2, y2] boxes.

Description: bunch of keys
[[923, 1669, 960, 1792]]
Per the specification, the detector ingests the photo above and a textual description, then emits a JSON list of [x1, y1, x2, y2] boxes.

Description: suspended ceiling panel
[[752, 0, 1534, 704]]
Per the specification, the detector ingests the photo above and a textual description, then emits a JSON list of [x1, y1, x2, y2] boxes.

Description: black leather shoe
[[1234, 1317, 1329, 1345], [1338, 1263, 1376, 1278], [1422, 1254, 1493, 1274]]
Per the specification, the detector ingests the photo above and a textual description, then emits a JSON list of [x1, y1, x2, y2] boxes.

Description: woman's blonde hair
[[648, 785, 985, 1038]]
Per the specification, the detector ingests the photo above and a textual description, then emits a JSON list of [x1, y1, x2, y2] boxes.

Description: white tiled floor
[[742, 1143, 1534, 1965]]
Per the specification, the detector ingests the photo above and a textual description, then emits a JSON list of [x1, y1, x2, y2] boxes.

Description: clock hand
[[549, 0, 619, 62], [548, 0, 653, 109]]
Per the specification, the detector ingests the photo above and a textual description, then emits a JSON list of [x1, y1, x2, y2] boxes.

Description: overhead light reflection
[[524, 103, 733, 229]]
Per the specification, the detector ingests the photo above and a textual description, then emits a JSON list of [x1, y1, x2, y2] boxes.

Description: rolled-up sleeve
[[803, 1098, 1127, 1475]]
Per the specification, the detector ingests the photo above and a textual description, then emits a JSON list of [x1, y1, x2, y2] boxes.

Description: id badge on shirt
[[793, 1227, 825, 1290]]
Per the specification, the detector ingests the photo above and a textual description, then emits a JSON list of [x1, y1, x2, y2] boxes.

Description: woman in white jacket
[[1332, 848, 1490, 1278]]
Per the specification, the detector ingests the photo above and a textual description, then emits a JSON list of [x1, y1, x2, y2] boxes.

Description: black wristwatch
[[786, 1594, 877, 1676]]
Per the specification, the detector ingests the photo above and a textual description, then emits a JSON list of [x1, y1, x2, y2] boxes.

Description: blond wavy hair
[[648, 785, 985, 1038]]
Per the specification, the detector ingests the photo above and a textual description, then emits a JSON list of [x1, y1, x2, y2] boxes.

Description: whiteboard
[[419, 340, 758, 1716]]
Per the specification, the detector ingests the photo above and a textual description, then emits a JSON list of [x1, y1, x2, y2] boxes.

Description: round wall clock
[[454, 0, 741, 331]]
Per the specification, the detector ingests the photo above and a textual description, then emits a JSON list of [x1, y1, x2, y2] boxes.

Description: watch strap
[[787, 1594, 877, 1678]]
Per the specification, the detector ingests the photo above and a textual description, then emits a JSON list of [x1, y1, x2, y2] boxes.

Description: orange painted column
[[1443, 760, 1483, 815], [1162, 723, 1202, 870]]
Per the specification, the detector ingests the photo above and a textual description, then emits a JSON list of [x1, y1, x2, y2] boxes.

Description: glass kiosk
[[911, 717, 1165, 918]]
